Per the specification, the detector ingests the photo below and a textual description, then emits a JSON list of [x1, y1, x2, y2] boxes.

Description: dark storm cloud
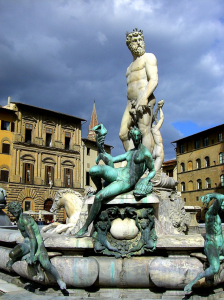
[[0, 0, 223, 160]]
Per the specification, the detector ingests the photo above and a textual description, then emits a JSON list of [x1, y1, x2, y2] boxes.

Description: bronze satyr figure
[[184, 193, 224, 294], [6, 201, 66, 290]]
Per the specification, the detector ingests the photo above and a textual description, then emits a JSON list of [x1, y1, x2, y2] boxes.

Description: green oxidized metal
[[75, 125, 156, 238]]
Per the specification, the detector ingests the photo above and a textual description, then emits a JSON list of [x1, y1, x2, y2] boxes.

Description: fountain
[[0, 29, 224, 300]]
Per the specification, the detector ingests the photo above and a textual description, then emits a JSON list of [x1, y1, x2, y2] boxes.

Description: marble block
[[149, 257, 204, 289], [0, 229, 204, 251], [85, 192, 160, 206]]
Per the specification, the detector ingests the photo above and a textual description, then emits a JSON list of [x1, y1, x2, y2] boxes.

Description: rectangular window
[[65, 132, 71, 150], [221, 175, 224, 187], [24, 201, 31, 211], [11, 122, 15, 132], [87, 147, 90, 156], [220, 153, 224, 164], [203, 137, 209, 147], [65, 168, 72, 188], [195, 140, 200, 149], [65, 132, 71, 137], [25, 123, 33, 143], [46, 133, 52, 147], [0, 170, 9, 182], [46, 166, 54, 186], [26, 123, 33, 129], [65, 137, 70, 150], [219, 133, 223, 142], [24, 163, 34, 184], [46, 128, 53, 147], [2, 143, 10, 154], [1, 121, 10, 131], [86, 171, 90, 185], [166, 170, 173, 177]]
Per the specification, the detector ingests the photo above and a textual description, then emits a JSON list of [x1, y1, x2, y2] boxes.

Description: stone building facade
[[0, 106, 16, 184], [161, 159, 177, 181], [172, 124, 224, 220], [0, 100, 86, 222]]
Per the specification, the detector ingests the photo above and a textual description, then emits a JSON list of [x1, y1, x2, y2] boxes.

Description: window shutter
[[70, 169, 73, 188], [52, 167, 54, 185], [22, 163, 25, 184], [31, 164, 34, 184], [64, 168, 66, 187], [11, 122, 15, 132], [45, 166, 47, 185]]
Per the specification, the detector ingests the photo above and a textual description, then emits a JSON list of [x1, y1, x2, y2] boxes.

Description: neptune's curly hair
[[126, 28, 144, 46], [8, 201, 22, 214]]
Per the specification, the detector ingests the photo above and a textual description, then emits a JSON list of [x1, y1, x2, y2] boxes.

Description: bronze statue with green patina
[[184, 193, 224, 294], [6, 202, 66, 290], [127, 207, 157, 256], [75, 125, 156, 237], [93, 209, 121, 258]]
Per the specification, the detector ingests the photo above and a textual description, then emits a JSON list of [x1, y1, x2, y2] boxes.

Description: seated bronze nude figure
[[75, 125, 156, 237]]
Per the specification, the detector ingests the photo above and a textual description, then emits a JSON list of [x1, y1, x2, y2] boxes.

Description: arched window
[[196, 159, 201, 169], [181, 182, 185, 192], [221, 175, 224, 187], [206, 178, 211, 189], [188, 180, 193, 191], [188, 161, 193, 171], [205, 156, 210, 167], [197, 179, 202, 190], [180, 163, 185, 172], [219, 153, 224, 164]]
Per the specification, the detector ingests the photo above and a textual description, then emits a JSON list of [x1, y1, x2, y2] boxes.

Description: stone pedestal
[[185, 206, 201, 234], [0, 228, 207, 290], [86, 192, 160, 207]]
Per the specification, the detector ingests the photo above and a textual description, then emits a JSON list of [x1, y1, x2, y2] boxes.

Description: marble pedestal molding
[[0, 228, 209, 290]]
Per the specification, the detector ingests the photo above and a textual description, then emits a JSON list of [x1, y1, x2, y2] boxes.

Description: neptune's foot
[[74, 226, 88, 238]]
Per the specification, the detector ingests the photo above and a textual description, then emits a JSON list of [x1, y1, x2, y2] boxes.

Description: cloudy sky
[[0, 0, 223, 160]]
